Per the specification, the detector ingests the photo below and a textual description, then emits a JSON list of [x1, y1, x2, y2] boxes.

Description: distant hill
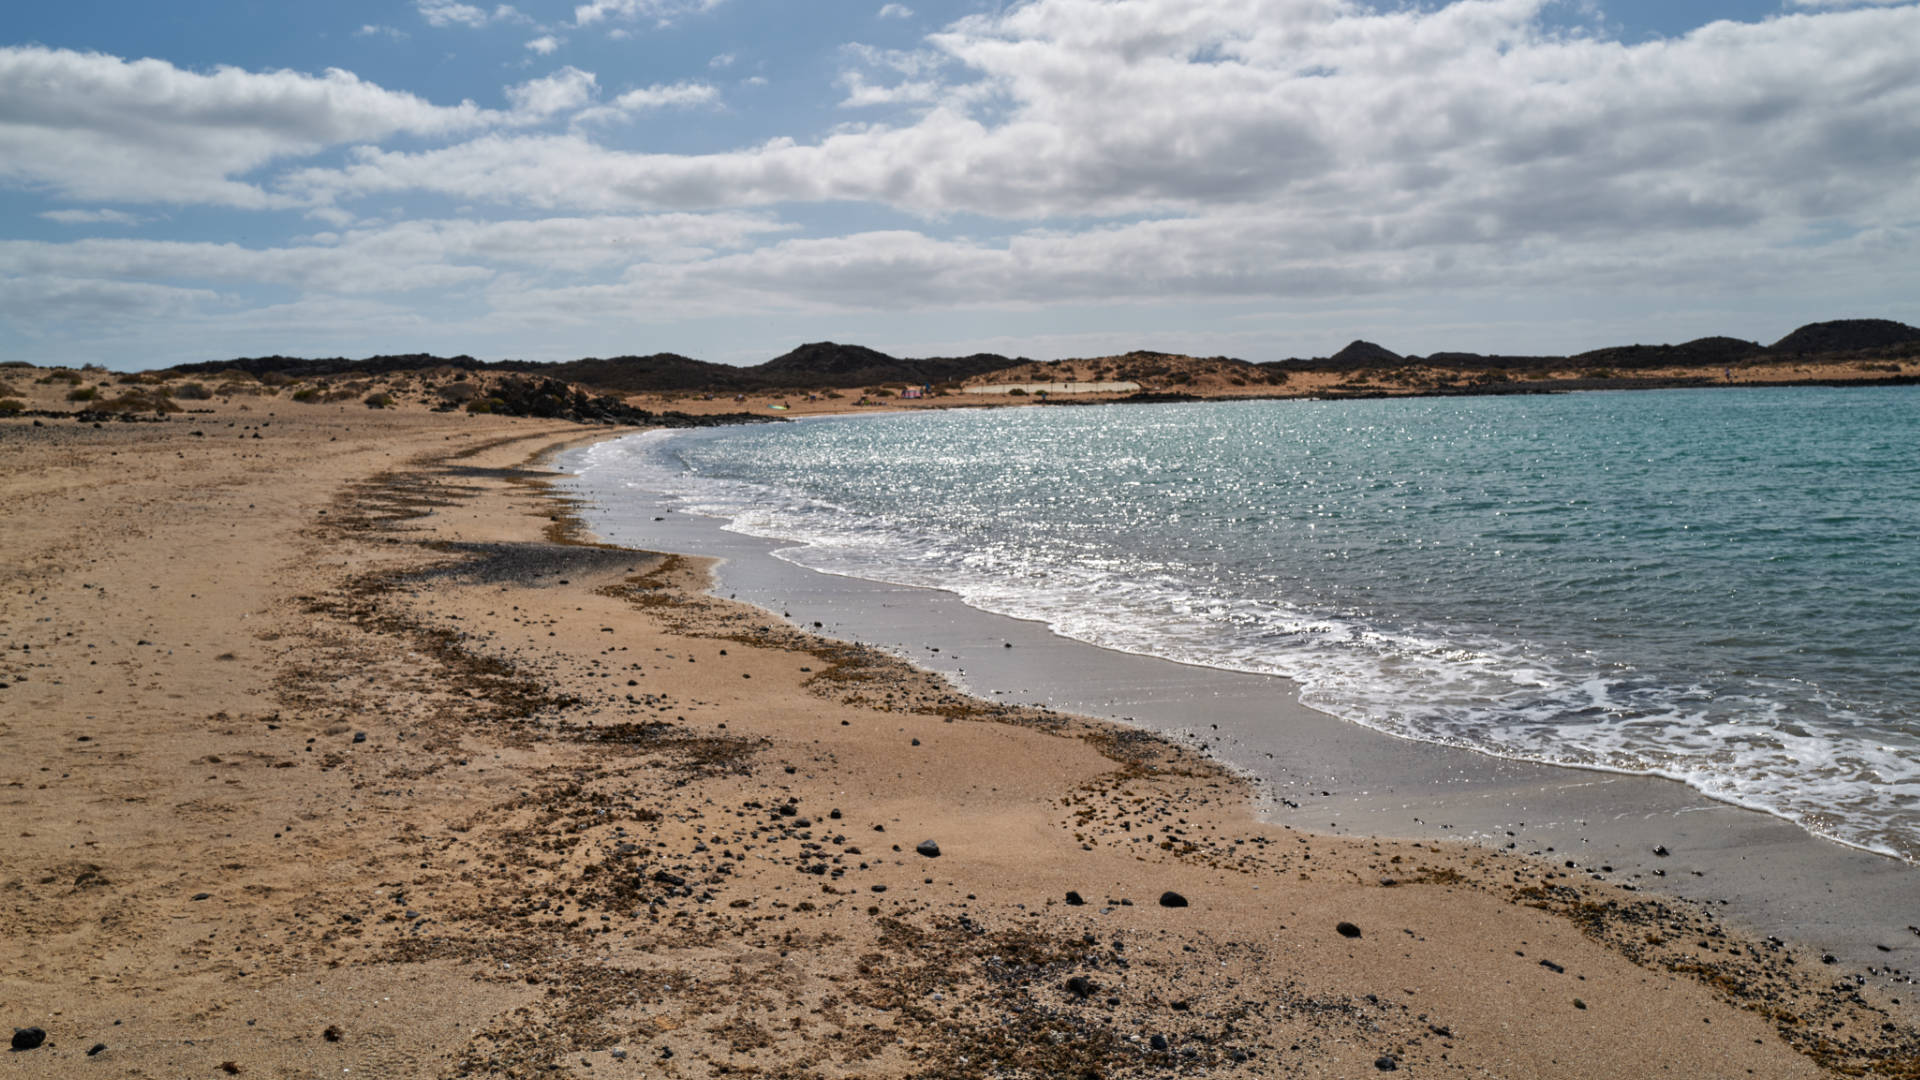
[[753, 342, 1014, 389], [1269, 319, 1917, 372], [160, 317, 1918, 393], [172, 353, 488, 378], [530, 353, 756, 393], [173, 343, 1016, 394], [1570, 336, 1767, 371], [1768, 319, 1920, 354], [1329, 340, 1402, 366]]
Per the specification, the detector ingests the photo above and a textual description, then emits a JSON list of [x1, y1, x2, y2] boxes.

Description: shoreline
[[559, 420, 1920, 986], [4, 398, 1918, 1077]]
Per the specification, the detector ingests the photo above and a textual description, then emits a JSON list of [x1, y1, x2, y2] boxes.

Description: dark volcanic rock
[[1157, 891, 1188, 908], [1375, 1055, 1399, 1071], [1770, 319, 1920, 354], [1064, 890, 1086, 906], [1064, 975, 1096, 999], [1336, 921, 1362, 939], [914, 840, 941, 858], [1329, 340, 1403, 366], [11, 1027, 46, 1051]]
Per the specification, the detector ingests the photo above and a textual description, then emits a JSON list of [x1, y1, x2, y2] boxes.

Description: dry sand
[[4, 380, 1918, 1078]]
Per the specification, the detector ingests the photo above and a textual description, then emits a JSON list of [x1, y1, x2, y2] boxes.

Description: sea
[[566, 387, 1920, 862]]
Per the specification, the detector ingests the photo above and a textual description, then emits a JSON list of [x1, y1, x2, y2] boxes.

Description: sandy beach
[[5, 385, 1919, 1078]]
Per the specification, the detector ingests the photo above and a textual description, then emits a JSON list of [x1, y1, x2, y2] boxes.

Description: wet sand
[[3, 386, 1917, 1077]]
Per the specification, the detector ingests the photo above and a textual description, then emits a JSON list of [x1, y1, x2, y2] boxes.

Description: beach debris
[[1652, 845, 1670, 856], [1158, 891, 1189, 908], [1539, 959, 1565, 974], [915, 840, 941, 858], [1374, 1054, 1399, 1071], [1337, 921, 1363, 939], [1064, 890, 1086, 906], [11, 1028, 47, 1051], [191, 892, 211, 901], [610, 1048, 628, 1060], [352, 731, 367, 744]]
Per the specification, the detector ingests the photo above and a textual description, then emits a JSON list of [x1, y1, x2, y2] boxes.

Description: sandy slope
[[3, 387, 1916, 1078]]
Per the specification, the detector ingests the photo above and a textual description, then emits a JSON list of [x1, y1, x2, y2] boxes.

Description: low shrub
[[291, 387, 322, 403], [67, 386, 99, 402], [39, 370, 83, 385], [174, 381, 214, 400], [364, 392, 395, 409], [0, 398, 26, 413], [96, 388, 180, 414]]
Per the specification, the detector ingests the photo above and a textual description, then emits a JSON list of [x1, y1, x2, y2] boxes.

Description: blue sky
[[3, 0, 1916, 368]]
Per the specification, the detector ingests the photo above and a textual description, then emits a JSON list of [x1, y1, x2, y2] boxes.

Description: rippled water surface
[[573, 388, 1920, 859]]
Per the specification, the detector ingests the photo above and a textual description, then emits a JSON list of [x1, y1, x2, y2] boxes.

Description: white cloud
[[574, 81, 720, 125], [0, 275, 220, 325], [40, 209, 149, 226], [288, 1, 1920, 244], [525, 35, 563, 55], [417, 1, 523, 28], [8, 1, 1920, 364], [0, 46, 505, 208], [838, 44, 951, 106], [573, 0, 725, 28], [0, 211, 794, 334], [1788, 0, 1915, 6], [877, 4, 914, 18], [354, 24, 410, 40], [504, 67, 599, 119], [709, 52, 735, 68]]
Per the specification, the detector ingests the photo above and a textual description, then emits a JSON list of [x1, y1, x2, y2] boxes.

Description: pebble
[[1065, 975, 1095, 999], [11, 1027, 47, 1051], [1158, 891, 1188, 908], [1375, 1055, 1398, 1071], [191, 892, 211, 901], [610, 1048, 628, 1060], [1149, 1034, 1169, 1051], [1337, 921, 1363, 938], [1065, 890, 1086, 906], [352, 732, 367, 744], [915, 840, 941, 858], [88, 1043, 107, 1056]]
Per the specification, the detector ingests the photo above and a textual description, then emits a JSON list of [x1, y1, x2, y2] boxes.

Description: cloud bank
[[4, 0, 1918, 365]]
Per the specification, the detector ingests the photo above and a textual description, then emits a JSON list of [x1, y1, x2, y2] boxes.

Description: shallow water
[[571, 388, 1920, 861]]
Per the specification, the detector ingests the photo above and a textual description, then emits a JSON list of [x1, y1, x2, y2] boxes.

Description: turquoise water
[[575, 388, 1920, 860]]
